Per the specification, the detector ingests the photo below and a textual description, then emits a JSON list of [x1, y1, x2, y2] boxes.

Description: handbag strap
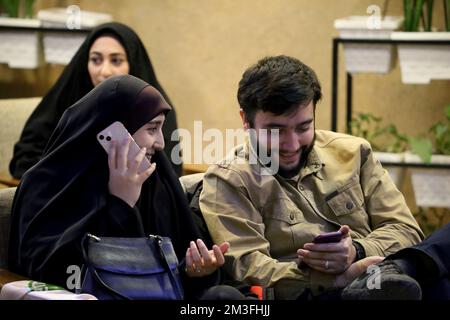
[[150, 235, 184, 300], [81, 234, 184, 300]]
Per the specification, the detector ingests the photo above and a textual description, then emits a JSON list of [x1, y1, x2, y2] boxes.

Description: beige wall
[[1, 0, 449, 148]]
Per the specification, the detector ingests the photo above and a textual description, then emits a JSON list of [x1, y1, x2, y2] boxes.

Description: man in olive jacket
[[199, 55, 424, 300]]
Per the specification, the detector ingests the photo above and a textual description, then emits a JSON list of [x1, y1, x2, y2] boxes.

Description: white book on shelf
[[37, 7, 112, 29], [0, 17, 41, 28]]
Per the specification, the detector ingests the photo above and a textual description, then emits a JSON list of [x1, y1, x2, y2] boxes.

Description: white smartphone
[[97, 121, 152, 173]]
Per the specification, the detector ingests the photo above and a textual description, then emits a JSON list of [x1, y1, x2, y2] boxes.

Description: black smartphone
[[312, 231, 343, 244]]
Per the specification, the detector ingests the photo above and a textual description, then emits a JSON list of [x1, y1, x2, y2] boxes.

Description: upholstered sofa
[[0, 97, 41, 286], [0, 97, 41, 186], [0, 187, 25, 288]]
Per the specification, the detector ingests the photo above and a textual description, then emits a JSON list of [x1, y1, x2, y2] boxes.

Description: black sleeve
[[9, 103, 60, 179], [178, 258, 222, 299], [96, 194, 146, 237]]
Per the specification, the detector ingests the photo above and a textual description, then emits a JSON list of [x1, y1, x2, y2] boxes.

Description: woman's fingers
[[129, 147, 147, 172], [111, 138, 155, 182], [117, 137, 131, 170], [140, 162, 156, 183], [108, 140, 117, 170], [185, 248, 194, 270], [196, 239, 212, 264], [185, 248, 202, 277], [189, 241, 202, 270], [213, 245, 225, 266], [218, 241, 230, 254]]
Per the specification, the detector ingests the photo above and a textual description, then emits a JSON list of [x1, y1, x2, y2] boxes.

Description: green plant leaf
[[445, 0, 450, 31], [423, 0, 434, 31], [412, 0, 425, 31], [445, 104, 450, 120], [405, 0, 414, 31], [409, 136, 433, 162], [2, 0, 20, 17], [24, 0, 35, 18], [432, 123, 447, 139]]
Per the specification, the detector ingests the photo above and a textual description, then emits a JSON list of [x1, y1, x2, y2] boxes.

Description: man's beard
[[249, 127, 316, 178], [277, 135, 315, 179]]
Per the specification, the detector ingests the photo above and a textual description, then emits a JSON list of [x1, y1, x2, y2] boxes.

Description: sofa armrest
[[0, 187, 17, 268], [0, 268, 27, 290], [0, 97, 42, 177], [179, 173, 205, 196], [0, 175, 19, 187], [182, 163, 209, 175]]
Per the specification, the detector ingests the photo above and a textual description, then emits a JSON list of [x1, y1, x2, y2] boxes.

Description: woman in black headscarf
[[8, 75, 243, 300], [9, 22, 182, 179]]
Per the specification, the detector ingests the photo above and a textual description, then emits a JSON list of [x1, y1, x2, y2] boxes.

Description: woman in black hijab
[[9, 22, 182, 179], [8, 75, 243, 300]]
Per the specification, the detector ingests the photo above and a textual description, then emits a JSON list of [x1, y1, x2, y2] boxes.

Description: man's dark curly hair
[[237, 55, 322, 126]]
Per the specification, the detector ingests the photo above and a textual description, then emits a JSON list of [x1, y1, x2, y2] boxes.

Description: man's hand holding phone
[[297, 225, 356, 274]]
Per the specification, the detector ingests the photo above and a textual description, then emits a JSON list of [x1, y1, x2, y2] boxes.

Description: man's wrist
[[352, 241, 366, 262]]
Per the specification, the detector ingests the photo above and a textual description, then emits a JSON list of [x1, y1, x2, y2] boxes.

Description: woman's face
[[132, 113, 166, 163], [88, 36, 130, 86]]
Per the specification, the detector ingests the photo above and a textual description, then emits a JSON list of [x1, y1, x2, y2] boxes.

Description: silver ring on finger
[[325, 260, 329, 270]]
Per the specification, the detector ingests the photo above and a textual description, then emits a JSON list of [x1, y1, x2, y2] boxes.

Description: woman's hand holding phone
[[98, 121, 156, 207], [297, 225, 356, 274], [107, 137, 156, 208]]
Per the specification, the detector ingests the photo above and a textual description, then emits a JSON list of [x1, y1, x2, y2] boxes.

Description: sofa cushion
[[0, 187, 16, 268], [0, 97, 41, 176], [179, 173, 204, 196]]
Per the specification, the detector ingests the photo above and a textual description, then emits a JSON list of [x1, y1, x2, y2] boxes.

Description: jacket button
[[299, 185, 304, 191], [346, 202, 354, 210]]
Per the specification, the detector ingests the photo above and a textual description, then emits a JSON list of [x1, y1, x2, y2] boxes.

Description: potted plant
[[405, 104, 450, 163], [1, 0, 34, 18], [404, 104, 450, 209], [349, 112, 408, 186], [392, 0, 450, 84], [0, 0, 41, 69], [334, 11, 403, 74], [349, 110, 450, 226]]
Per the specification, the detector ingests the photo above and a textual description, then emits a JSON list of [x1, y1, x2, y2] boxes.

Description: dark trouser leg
[[421, 278, 450, 300], [197, 285, 250, 300], [389, 222, 450, 299], [391, 222, 450, 278]]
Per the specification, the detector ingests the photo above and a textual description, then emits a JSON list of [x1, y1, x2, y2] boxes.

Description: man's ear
[[239, 109, 250, 130]]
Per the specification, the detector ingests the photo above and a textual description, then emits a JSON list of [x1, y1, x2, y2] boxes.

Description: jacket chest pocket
[[326, 178, 364, 217]]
